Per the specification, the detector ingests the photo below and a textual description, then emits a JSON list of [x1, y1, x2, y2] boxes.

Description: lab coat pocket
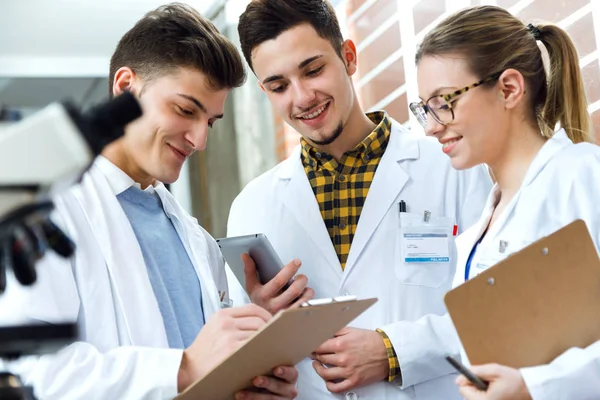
[[395, 213, 455, 288]]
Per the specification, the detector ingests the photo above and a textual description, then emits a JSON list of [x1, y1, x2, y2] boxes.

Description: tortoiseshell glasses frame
[[409, 72, 502, 127]]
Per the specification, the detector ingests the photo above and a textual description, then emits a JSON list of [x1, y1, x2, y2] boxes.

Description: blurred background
[[1, 0, 599, 240]]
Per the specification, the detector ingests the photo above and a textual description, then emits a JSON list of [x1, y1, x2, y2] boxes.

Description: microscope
[[0, 92, 142, 399]]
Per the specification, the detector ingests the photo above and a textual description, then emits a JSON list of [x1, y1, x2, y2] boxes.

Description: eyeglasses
[[409, 72, 502, 128]]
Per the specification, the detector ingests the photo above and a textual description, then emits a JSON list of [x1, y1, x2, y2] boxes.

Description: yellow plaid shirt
[[301, 111, 401, 383]]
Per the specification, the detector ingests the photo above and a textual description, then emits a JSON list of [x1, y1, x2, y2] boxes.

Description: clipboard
[[444, 219, 600, 368], [176, 297, 377, 400]]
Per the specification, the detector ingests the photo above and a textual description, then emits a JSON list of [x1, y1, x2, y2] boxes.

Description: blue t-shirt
[[117, 186, 204, 349]]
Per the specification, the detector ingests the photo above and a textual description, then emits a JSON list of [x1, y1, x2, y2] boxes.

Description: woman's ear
[[497, 68, 526, 110]]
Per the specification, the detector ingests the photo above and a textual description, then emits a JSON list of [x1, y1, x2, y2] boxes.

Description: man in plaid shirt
[[228, 1, 493, 399]]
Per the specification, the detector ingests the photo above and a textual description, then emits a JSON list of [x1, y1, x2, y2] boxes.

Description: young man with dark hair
[[1, 3, 305, 399], [230, 0, 493, 399]]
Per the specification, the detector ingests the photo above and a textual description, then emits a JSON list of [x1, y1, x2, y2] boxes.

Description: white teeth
[[300, 103, 327, 120], [443, 138, 461, 149]]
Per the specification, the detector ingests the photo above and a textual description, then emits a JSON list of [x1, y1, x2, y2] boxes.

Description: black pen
[[399, 200, 407, 213], [445, 356, 489, 391]]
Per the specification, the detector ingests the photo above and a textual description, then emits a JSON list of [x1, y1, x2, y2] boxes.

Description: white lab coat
[[227, 120, 493, 399], [453, 129, 600, 399], [0, 156, 243, 399]]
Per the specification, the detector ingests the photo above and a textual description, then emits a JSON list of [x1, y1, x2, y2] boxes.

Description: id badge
[[399, 213, 453, 264]]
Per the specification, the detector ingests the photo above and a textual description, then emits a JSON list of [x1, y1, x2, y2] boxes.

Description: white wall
[[0, 0, 218, 78]]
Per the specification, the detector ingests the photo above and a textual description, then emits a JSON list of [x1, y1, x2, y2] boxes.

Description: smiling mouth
[[442, 137, 462, 149], [168, 144, 188, 158], [297, 102, 330, 120]]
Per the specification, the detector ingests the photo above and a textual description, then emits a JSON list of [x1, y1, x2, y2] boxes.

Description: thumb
[[242, 253, 261, 292], [456, 374, 471, 387], [469, 363, 503, 380]]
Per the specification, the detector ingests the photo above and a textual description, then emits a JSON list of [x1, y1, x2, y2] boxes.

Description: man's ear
[[341, 39, 358, 76], [497, 68, 526, 110], [112, 67, 137, 97]]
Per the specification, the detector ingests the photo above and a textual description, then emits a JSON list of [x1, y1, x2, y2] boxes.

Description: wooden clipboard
[[444, 219, 600, 368], [176, 298, 377, 400]]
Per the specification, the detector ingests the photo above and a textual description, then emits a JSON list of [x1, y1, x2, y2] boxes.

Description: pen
[[399, 200, 407, 213], [445, 356, 489, 391]]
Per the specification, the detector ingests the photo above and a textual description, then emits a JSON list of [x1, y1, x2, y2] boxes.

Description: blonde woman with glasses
[[410, 5, 600, 400]]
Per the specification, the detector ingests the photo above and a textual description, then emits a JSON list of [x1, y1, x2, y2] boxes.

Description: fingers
[[314, 353, 342, 367], [456, 374, 471, 387], [250, 375, 298, 398], [227, 303, 272, 322], [312, 360, 346, 381], [313, 362, 354, 394], [234, 368, 298, 400], [234, 316, 270, 331], [247, 258, 306, 313], [272, 275, 309, 309], [288, 287, 315, 309], [242, 254, 261, 292], [273, 366, 298, 384], [458, 385, 487, 400], [235, 390, 282, 400], [264, 259, 302, 294], [325, 378, 356, 394], [314, 337, 339, 355]]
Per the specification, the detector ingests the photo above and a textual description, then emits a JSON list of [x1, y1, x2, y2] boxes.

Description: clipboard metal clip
[[301, 295, 357, 308]]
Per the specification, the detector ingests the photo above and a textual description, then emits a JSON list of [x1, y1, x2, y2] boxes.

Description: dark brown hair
[[108, 2, 246, 96], [416, 5, 592, 143], [238, 0, 344, 71]]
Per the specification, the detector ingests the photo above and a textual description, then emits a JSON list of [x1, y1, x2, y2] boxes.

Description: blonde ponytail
[[537, 24, 593, 143]]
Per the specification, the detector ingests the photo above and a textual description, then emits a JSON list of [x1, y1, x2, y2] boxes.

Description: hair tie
[[527, 23, 542, 41]]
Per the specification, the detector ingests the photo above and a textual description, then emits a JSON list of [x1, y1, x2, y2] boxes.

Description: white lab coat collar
[[521, 128, 571, 188], [93, 156, 181, 222], [95, 155, 156, 195], [489, 128, 572, 219]]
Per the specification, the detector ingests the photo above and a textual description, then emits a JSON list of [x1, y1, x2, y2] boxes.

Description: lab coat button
[[345, 392, 358, 400]]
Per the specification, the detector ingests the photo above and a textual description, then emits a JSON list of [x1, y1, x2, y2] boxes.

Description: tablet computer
[[216, 234, 289, 287]]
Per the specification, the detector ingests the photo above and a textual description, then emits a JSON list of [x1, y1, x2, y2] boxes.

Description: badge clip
[[423, 210, 431, 223], [498, 240, 508, 253]]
